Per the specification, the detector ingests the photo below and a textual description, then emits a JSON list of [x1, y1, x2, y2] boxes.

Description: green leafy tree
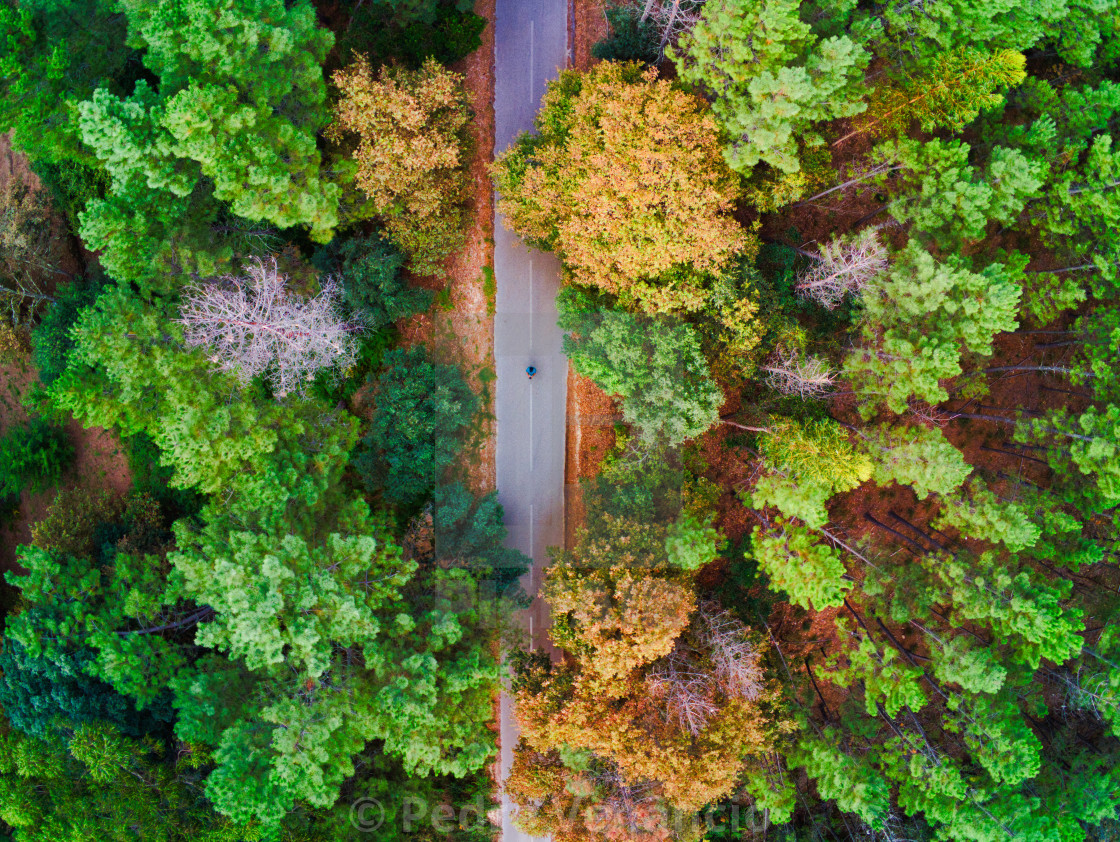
[[339, 0, 486, 70], [0, 638, 171, 741], [354, 346, 479, 508], [672, 0, 870, 174], [789, 733, 890, 828], [846, 241, 1021, 414], [45, 282, 352, 496], [842, 48, 1026, 144], [886, 139, 1045, 246], [315, 233, 432, 330], [751, 418, 872, 527], [5, 545, 189, 708], [30, 274, 105, 386], [933, 481, 1041, 552], [752, 518, 851, 610], [432, 482, 531, 596], [559, 293, 722, 446], [865, 423, 972, 499], [169, 506, 410, 680], [0, 716, 259, 842], [929, 633, 1008, 694], [77, 0, 339, 285], [0, 0, 130, 166], [878, 0, 1083, 60]]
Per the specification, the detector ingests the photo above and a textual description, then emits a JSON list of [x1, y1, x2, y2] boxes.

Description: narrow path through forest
[[493, 1, 568, 839]]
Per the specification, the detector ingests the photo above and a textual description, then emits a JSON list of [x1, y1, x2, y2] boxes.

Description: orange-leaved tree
[[328, 55, 471, 276], [493, 61, 749, 315]]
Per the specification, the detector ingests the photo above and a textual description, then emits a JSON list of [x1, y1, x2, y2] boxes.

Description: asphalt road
[[493, 1, 568, 840]]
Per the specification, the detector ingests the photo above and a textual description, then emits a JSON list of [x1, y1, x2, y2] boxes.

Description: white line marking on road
[[529, 503, 535, 569], [529, 21, 535, 104], [529, 258, 534, 346], [529, 384, 534, 470], [529, 615, 535, 650]]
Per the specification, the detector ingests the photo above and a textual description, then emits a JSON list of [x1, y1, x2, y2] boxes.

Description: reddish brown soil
[[565, 369, 620, 548], [0, 134, 131, 576], [571, 0, 608, 72]]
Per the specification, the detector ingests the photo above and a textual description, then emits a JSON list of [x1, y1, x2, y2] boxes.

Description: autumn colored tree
[[494, 61, 746, 315], [511, 607, 777, 820], [0, 180, 67, 327], [329, 55, 471, 276]]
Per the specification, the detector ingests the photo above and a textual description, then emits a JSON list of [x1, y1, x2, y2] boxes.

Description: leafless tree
[[179, 257, 360, 397], [632, 0, 706, 54], [0, 180, 70, 326], [796, 227, 889, 310], [762, 345, 837, 398], [701, 605, 765, 700], [646, 649, 720, 736], [646, 605, 764, 736]]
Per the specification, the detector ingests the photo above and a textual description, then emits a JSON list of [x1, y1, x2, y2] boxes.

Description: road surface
[[494, 0, 568, 840]]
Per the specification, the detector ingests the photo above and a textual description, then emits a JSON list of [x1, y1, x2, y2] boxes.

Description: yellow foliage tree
[[493, 61, 749, 315], [545, 514, 696, 688], [328, 55, 471, 276], [510, 604, 778, 830]]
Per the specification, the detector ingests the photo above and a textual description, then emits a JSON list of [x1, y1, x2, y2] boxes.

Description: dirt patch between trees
[[571, 0, 608, 71], [0, 133, 132, 576]]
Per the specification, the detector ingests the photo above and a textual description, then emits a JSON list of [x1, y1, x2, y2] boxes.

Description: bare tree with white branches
[[179, 257, 361, 397], [796, 227, 889, 310], [646, 605, 764, 736], [632, 0, 706, 54], [702, 605, 765, 700], [762, 345, 837, 398]]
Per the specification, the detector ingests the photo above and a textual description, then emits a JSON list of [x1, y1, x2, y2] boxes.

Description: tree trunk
[[980, 444, 1049, 465], [864, 512, 927, 554], [886, 511, 946, 551], [791, 164, 903, 207]]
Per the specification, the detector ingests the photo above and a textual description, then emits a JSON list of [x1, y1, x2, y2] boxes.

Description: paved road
[[493, 1, 568, 840]]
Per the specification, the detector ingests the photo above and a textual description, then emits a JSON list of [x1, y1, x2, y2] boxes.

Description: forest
[[0, 0, 1119, 841]]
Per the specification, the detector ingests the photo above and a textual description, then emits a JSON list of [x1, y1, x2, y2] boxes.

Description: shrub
[[31, 274, 106, 386], [592, 5, 660, 64], [30, 487, 124, 557], [30, 158, 110, 235], [0, 417, 73, 497], [314, 232, 432, 329], [0, 312, 29, 359], [353, 346, 478, 509]]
